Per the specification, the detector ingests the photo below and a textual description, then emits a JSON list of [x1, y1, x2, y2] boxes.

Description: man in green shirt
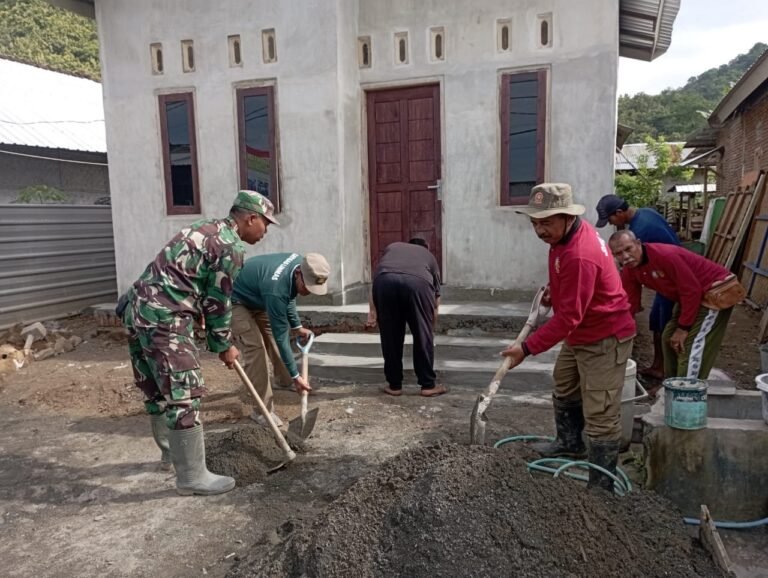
[[120, 190, 277, 496], [231, 252, 331, 425]]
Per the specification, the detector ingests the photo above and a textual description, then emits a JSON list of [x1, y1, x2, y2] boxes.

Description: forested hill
[[0, 0, 99, 80], [619, 42, 767, 143]]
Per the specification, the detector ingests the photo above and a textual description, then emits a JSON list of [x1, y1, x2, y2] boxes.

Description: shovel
[[233, 359, 296, 473], [288, 332, 318, 440], [469, 287, 551, 446]]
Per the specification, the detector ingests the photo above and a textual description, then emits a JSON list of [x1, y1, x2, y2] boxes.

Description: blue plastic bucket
[[663, 378, 708, 430]]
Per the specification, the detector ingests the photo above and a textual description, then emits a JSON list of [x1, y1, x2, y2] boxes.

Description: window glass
[[160, 93, 199, 213]]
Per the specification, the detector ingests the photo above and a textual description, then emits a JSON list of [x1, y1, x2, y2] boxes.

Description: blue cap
[[595, 194, 628, 228]]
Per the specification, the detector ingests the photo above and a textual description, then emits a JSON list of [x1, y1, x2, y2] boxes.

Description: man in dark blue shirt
[[596, 194, 680, 384]]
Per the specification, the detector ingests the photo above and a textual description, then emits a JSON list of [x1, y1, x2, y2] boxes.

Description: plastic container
[[663, 378, 708, 430], [620, 359, 648, 449], [754, 374, 768, 425], [760, 345, 768, 373]]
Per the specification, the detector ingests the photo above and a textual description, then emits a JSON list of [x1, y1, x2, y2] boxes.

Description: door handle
[[427, 179, 442, 200]]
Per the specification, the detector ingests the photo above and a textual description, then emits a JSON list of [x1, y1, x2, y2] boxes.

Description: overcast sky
[[618, 0, 768, 96]]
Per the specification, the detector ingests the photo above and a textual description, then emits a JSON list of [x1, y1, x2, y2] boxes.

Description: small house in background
[[48, 0, 679, 300], [0, 58, 109, 205], [701, 47, 768, 315]]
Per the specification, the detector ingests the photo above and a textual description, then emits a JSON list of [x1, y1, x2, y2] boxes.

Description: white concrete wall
[[96, 0, 346, 292], [96, 0, 619, 294], [358, 0, 620, 289]]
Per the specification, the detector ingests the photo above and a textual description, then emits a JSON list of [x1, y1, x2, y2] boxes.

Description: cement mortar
[[206, 425, 306, 486], [229, 442, 722, 577]]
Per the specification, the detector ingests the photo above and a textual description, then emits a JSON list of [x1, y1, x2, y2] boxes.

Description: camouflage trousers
[[123, 303, 206, 430]]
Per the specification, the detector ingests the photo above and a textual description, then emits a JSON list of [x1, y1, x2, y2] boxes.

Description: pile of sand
[[229, 441, 721, 577], [206, 425, 305, 485]]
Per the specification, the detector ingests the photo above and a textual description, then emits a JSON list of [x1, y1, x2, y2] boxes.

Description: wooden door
[[367, 84, 442, 274]]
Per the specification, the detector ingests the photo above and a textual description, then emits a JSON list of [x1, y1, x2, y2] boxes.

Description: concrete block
[[21, 322, 47, 341], [33, 348, 55, 361], [643, 411, 768, 521]]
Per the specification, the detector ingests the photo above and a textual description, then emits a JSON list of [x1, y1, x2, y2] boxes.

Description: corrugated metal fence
[[0, 204, 117, 328]]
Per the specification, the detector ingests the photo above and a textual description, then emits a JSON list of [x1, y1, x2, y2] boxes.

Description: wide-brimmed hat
[[300, 253, 331, 295], [515, 183, 586, 219]]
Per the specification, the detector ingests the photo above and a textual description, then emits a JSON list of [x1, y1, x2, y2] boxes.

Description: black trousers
[[372, 273, 437, 389]]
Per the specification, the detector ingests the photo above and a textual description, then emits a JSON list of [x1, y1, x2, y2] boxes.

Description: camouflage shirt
[[129, 217, 244, 353]]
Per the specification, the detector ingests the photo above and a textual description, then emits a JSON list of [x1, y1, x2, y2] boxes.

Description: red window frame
[[236, 86, 280, 211], [158, 92, 201, 215], [500, 69, 547, 206]]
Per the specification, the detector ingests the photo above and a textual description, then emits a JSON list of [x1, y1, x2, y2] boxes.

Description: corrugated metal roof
[[615, 142, 692, 171], [0, 58, 106, 153], [667, 183, 718, 194], [619, 0, 681, 62]]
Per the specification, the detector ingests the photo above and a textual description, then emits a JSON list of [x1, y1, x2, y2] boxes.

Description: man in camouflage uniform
[[119, 190, 278, 496]]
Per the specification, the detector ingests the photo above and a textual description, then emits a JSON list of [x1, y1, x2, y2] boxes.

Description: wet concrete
[[229, 442, 722, 578]]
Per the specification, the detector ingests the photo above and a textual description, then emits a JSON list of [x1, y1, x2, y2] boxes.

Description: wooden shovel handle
[[233, 360, 295, 460], [300, 351, 309, 416]]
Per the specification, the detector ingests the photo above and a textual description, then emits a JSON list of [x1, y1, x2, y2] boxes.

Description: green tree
[[0, 0, 99, 80], [614, 137, 693, 208], [619, 43, 767, 143]]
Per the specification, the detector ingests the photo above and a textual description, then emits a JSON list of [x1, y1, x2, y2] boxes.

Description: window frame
[[236, 85, 280, 211], [499, 69, 547, 206], [158, 92, 201, 215]]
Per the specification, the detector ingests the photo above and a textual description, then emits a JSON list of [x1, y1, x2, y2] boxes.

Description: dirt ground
[[0, 306, 764, 577]]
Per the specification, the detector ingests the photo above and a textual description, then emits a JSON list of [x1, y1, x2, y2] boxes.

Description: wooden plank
[[706, 171, 761, 266], [726, 172, 766, 269], [699, 505, 736, 577]]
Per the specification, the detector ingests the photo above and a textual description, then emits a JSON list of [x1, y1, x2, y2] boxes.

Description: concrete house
[[50, 0, 679, 301]]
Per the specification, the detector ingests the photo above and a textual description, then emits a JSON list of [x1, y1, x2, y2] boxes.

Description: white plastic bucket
[[755, 374, 768, 425], [620, 359, 647, 449]]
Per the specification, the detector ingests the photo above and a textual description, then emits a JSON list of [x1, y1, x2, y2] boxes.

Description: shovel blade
[[469, 394, 489, 446], [288, 408, 319, 440]]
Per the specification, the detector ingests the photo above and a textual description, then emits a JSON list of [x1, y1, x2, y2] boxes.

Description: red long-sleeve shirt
[[620, 243, 732, 329], [525, 220, 636, 355]]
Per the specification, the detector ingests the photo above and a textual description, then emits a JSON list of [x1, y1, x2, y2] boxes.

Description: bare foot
[[380, 386, 402, 396], [421, 384, 448, 397]]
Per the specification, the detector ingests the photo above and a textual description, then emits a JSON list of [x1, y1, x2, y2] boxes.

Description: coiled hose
[[494, 435, 768, 529], [493, 435, 632, 496]]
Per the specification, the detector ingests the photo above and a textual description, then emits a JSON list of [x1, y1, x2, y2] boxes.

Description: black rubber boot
[[530, 397, 587, 458], [587, 438, 620, 493]]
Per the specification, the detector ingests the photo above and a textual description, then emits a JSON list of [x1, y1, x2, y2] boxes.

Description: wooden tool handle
[[489, 323, 534, 385], [300, 349, 309, 417], [233, 360, 295, 460]]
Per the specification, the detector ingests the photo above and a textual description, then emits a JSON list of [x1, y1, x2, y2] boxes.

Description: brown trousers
[[230, 304, 293, 411], [552, 335, 634, 441]]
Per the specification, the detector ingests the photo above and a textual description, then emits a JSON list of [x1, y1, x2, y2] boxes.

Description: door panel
[[367, 84, 442, 274]]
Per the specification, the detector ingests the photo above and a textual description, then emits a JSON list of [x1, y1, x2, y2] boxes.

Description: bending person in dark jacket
[[231, 252, 331, 426], [367, 238, 445, 397]]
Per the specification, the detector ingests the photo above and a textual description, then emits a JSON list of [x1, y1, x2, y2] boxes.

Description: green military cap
[[233, 190, 279, 224]]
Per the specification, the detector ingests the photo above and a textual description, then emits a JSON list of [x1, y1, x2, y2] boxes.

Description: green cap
[[232, 190, 279, 224]]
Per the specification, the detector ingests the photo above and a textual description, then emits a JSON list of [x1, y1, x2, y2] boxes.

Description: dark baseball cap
[[595, 194, 629, 228]]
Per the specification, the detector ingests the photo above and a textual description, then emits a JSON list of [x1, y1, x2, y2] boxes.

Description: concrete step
[[312, 332, 560, 363], [307, 350, 555, 391], [299, 301, 533, 334]]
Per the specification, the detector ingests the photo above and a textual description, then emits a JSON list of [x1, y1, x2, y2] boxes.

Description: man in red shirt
[[609, 230, 743, 379], [502, 183, 635, 493]]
